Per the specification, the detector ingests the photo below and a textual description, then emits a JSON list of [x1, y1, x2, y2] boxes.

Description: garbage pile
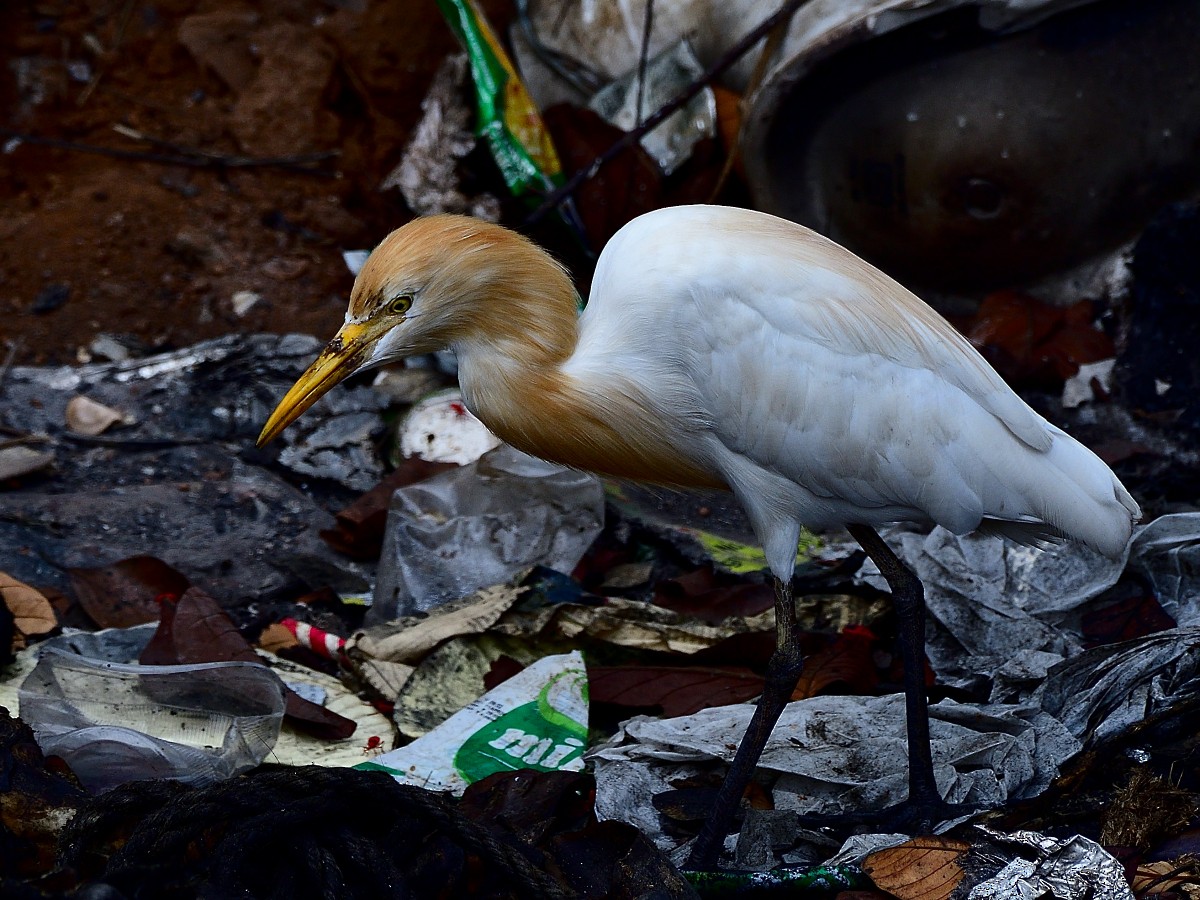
[[1, 314, 1199, 897], [3, 0, 1200, 897]]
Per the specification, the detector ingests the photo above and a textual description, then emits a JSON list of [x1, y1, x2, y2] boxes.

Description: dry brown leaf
[[258, 622, 299, 654], [589, 665, 764, 717], [67, 555, 189, 629], [0, 572, 58, 641], [0, 445, 55, 481], [65, 395, 126, 435], [863, 838, 969, 900], [792, 628, 878, 700], [1131, 860, 1200, 897]]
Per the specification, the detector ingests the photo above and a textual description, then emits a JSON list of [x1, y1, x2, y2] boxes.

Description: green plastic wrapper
[[436, 0, 563, 199]]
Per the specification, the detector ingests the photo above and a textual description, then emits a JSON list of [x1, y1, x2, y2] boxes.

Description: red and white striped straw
[[279, 618, 346, 661]]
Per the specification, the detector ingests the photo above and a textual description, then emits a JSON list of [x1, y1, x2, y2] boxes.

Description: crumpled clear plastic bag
[[370, 444, 604, 621], [1129, 512, 1200, 626], [20, 645, 286, 792]]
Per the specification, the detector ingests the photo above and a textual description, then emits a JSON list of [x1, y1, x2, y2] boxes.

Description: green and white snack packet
[[358, 650, 589, 793]]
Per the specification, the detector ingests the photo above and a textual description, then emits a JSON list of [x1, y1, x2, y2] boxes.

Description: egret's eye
[[389, 295, 413, 315]]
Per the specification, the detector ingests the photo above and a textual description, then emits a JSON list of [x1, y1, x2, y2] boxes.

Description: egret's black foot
[[793, 795, 987, 836]]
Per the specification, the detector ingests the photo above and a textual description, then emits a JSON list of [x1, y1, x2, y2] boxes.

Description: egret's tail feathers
[[1014, 425, 1140, 560], [952, 419, 1139, 561], [976, 518, 1069, 551]]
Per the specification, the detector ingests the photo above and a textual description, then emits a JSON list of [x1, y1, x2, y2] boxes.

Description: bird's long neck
[[452, 262, 724, 489]]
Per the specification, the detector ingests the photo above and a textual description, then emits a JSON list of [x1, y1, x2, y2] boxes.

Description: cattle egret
[[259, 205, 1140, 867]]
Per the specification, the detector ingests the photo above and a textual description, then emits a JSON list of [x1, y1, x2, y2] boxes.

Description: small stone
[[231, 291, 262, 317], [32, 283, 69, 314], [65, 395, 128, 436], [0, 446, 55, 482], [262, 257, 309, 281], [88, 334, 133, 363]]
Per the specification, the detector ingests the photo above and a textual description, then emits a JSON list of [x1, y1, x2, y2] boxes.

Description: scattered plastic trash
[[346, 579, 528, 702], [345, 566, 783, 743], [144, 587, 357, 740], [395, 388, 501, 465], [964, 826, 1133, 900], [1034, 627, 1200, 748], [1063, 358, 1116, 409], [437, 0, 563, 202], [858, 526, 1130, 693], [588, 40, 716, 175], [6, 3, 1199, 891], [1128, 512, 1200, 626], [20, 641, 286, 793], [380, 53, 501, 222], [684, 863, 867, 895], [840, 827, 1133, 900], [258, 651, 395, 769], [591, 693, 1079, 855], [370, 444, 604, 620], [359, 650, 588, 794], [279, 617, 346, 662], [511, 0, 764, 107]]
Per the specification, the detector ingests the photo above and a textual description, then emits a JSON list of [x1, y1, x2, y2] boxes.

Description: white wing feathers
[[593, 205, 1137, 558], [804, 285, 1054, 454]]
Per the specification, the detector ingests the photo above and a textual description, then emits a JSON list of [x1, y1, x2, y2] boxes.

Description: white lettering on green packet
[[455, 669, 588, 781]]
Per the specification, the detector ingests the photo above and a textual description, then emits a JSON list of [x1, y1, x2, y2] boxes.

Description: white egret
[[259, 205, 1139, 867]]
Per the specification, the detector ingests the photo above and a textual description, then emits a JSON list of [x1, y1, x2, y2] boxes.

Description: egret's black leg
[[846, 524, 941, 808], [685, 575, 803, 870]]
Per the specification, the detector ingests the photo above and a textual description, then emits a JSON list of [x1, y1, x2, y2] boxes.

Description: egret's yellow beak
[[257, 322, 373, 446]]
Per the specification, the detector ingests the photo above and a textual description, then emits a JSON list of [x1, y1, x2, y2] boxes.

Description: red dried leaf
[[542, 104, 663, 249], [589, 665, 764, 718], [67, 556, 189, 629], [967, 291, 1114, 387], [483, 655, 525, 691], [689, 630, 779, 671], [142, 588, 356, 740], [653, 566, 775, 624], [320, 458, 456, 560], [792, 628, 880, 700], [1082, 584, 1176, 647]]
